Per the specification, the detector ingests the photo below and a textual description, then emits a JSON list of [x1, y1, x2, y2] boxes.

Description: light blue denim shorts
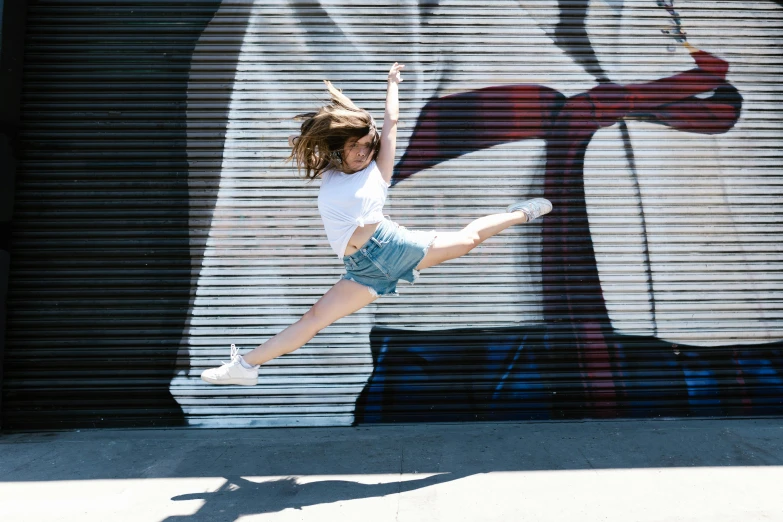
[[342, 218, 437, 297]]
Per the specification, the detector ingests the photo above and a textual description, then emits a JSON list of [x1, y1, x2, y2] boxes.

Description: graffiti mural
[[177, 0, 783, 426]]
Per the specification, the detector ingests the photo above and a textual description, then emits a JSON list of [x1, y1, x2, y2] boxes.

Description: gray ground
[[2, 418, 783, 521]]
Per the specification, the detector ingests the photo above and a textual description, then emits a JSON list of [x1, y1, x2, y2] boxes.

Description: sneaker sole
[[200, 375, 257, 386]]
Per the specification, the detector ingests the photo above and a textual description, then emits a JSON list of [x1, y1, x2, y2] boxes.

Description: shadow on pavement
[[163, 473, 462, 520]]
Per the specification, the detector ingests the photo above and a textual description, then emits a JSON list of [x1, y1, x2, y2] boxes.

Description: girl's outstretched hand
[[388, 62, 405, 84]]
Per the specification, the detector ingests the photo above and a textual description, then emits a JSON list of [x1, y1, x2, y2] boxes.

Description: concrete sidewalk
[[2, 418, 783, 521]]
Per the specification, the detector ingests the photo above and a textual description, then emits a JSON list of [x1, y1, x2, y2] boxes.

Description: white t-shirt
[[318, 160, 391, 259]]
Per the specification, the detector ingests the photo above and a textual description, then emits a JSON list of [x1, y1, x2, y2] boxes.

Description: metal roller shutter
[[4, 0, 783, 429]]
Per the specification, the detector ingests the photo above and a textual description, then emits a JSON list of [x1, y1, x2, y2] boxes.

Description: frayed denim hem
[[410, 233, 437, 284], [340, 274, 399, 298]]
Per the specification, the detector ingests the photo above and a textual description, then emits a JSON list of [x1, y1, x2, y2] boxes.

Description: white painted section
[[177, 0, 596, 426]]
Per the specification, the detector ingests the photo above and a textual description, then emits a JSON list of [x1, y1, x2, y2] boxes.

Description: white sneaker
[[200, 344, 258, 386], [507, 198, 553, 222]]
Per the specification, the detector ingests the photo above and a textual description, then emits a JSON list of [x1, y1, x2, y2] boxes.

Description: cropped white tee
[[318, 160, 391, 259]]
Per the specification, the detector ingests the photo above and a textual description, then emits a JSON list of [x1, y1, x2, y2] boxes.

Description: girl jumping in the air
[[200, 62, 552, 385]]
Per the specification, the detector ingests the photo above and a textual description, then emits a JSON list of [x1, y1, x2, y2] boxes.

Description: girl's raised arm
[[376, 62, 405, 183]]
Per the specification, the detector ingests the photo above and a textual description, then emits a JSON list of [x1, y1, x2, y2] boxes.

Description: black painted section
[[0, 248, 8, 428], [0, 0, 27, 430], [554, 0, 609, 83], [2, 2, 225, 429]]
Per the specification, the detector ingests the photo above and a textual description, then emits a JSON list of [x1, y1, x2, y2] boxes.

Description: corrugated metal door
[[5, 0, 783, 430]]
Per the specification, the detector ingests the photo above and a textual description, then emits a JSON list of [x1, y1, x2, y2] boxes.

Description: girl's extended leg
[[416, 207, 536, 271], [242, 278, 378, 366]]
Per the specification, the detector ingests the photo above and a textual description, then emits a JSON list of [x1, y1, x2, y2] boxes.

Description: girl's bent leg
[[242, 278, 378, 366], [415, 207, 538, 272]]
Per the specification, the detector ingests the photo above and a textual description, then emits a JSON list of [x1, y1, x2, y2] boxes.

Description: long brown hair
[[287, 80, 379, 180]]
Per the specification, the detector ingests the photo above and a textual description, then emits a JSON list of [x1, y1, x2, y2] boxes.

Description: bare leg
[[242, 278, 378, 366], [416, 209, 530, 271]]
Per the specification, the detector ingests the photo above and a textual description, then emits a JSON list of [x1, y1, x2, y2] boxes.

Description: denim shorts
[[342, 218, 437, 297]]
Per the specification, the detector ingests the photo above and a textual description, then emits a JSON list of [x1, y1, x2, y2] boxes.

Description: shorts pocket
[[364, 240, 394, 279]]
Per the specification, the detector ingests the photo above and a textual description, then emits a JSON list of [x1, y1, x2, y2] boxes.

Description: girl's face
[[341, 130, 376, 173]]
